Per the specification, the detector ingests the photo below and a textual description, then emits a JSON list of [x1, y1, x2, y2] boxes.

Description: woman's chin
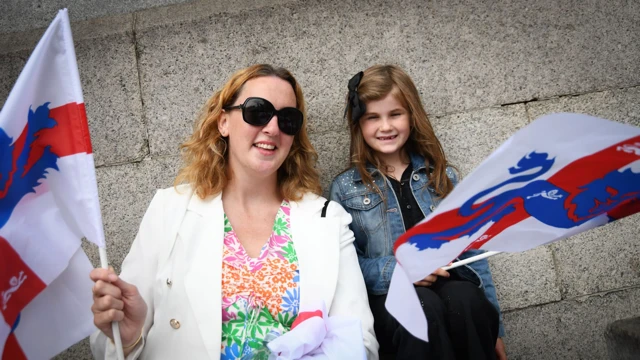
[[250, 162, 284, 178]]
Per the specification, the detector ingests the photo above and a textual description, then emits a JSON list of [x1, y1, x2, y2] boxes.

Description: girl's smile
[[359, 91, 411, 165]]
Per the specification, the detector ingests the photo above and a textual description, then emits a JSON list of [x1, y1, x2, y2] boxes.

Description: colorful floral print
[[220, 200, 300, 359]]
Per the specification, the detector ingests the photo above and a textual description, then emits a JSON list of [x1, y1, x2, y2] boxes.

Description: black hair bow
[[343, 71, 366, 122]]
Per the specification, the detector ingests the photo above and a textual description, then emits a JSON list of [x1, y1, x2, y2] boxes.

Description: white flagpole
[[99, 247, 125, 360], [442, 251, 501, 271]]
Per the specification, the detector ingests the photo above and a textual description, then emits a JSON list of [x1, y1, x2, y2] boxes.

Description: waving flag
[[386, 113, 640, 341], [0, 9, 104, 359]]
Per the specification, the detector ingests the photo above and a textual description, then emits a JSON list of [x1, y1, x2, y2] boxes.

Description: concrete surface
[[1, 0, 638, 359], [431, 104, 529, 177], [503, 287, 640, 360], [488, 247, 561, 312], [0, 0, 196, 33]]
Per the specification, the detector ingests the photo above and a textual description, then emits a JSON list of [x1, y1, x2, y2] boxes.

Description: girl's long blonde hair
[[346, 64, 455, 198], [175, 64, 321, 200]]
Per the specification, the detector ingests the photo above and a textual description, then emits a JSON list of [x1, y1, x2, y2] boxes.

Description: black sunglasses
[[223, 97, 303, 136]]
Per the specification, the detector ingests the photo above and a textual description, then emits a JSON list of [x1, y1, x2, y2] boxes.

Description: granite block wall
[[1, 0, 638, 358]]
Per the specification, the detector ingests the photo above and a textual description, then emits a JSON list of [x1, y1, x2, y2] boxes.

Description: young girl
[[330, 65, 506, 360]]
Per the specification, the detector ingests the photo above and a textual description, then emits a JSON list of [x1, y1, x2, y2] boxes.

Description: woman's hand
[[496, 337, 507, 360], [413, 268, 450, 287], [90, 267, 148, 351]]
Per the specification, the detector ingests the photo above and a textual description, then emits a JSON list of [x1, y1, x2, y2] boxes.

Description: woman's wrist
[[122, 329, 143, 357], [123, 329, 143, 349], [109, 328, 143, 355]]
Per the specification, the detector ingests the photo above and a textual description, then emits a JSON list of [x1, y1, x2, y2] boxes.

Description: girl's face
[[219, 76, 296, 180], [359, 91, 411, 162]]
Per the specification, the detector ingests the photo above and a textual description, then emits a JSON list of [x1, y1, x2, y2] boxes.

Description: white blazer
[[90, 185, 379, 359]]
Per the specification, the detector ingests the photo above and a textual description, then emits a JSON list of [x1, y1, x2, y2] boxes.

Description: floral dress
[[220, 200, 300, 360]]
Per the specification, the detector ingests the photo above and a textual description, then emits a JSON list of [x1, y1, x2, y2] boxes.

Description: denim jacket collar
[[351, 152, 433, 182]]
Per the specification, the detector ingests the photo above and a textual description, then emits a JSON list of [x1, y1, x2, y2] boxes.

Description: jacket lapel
[[291, 200, 340, 312], [179, 193, 224, 360]]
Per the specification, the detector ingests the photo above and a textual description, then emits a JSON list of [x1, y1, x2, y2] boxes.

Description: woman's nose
[[262, 115, 280, 135]]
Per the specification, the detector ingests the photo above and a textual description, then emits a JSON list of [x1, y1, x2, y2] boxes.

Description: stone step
[[605, 317, 640, 360]]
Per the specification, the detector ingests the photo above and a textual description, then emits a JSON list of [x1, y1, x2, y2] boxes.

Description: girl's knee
[[439, 281, 489, 312], [415, 286, 446, 317]]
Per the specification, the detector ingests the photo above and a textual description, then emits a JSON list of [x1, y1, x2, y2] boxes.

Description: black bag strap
[[321, 200, 330, 218]]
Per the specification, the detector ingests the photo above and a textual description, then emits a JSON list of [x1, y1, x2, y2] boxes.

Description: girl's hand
[[496, 337, 507, 360], [90, 267, 147, 350], [413, 268, 450, 287]]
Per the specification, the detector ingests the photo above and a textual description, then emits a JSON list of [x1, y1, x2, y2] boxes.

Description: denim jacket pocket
[[343, 191, 387, 255]]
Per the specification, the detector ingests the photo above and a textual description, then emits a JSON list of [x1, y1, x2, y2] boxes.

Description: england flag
[[0, 9, 104, 359], [387, 113, 640, 341]]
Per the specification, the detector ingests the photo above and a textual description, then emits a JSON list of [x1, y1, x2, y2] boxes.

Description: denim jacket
[[329, 152, 505, 337]]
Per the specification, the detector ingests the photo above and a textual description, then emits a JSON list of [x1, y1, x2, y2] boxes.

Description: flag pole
[[99, 247, 126, 360], [442, 251, 501, 271]]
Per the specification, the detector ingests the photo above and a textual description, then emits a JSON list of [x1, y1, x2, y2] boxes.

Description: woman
[[330, 65, 505, 359], [89, 64, 378, 359]]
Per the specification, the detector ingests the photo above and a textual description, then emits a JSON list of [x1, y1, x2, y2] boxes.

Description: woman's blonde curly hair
[[175, 64, 321, 200]]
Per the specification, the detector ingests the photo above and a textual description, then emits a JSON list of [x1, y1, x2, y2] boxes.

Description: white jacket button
[[430, 205, 436, 212], [166, 278, 172, 288], [363, 197, 371, 205], [412, 174, 420, 181], [170, 319, 181, 329]]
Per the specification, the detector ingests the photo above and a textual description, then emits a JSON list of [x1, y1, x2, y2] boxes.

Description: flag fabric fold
[[266, 301, 367, 360], [387, 113, 640, 341], [0, 8, 104, 359]]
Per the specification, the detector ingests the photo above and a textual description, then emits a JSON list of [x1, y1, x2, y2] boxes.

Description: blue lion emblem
[[0, 103, 59, 229], [458, 152, 639, 230], [398, 146, 640, 251]]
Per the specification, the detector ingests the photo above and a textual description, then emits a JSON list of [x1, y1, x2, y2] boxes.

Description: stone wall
[[1, 0, 639, 359]]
